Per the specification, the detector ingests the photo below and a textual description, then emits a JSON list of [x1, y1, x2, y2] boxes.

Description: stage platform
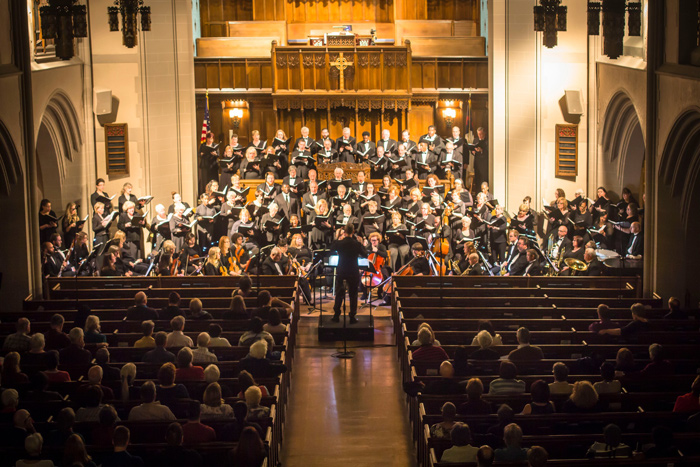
[[317, 314, 375, 342]]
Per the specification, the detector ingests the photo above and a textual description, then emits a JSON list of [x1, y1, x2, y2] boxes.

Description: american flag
[[200, 91, 210, 144]]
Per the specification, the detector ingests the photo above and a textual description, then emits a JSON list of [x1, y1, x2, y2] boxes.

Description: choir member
[[90, 178, 113, 213], [356, 131, 376, 163], [167, 192, 190, 215], [336, 127, 356, 163], [169, 203, 192, 252], [92, 201, 113, 246], [39, 198, 58, 244], [219, 145, 237, 189], [317, 137, 338, 165], [241, 146, 262, 180], [437, 141, 463, 179], [275, 183, 299, 219], [117, 182, 142, 213], [257, 172, 280, 205], [315, 127, 334, 153], [290, 139, 313, 179], [335, 203, 359, 239], [272, 129, 290, 174], [283, 165, 304, 197], [466, 127, 488, 190], [195, 193, 217, 251], [62, 202, 81, 248], [414, 141, 435, 179], [387, 211, 409, 271], [570, 198, 593, 243], [309, 199, 332, 249], [118, 200, 146, 258], [294, 126, 314, 151], [376, 129, 397, 156], [199, 132, 219, 194], [302, 181, 325, 220]]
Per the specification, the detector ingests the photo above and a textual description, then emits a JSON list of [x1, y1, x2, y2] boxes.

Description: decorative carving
[[384, 53, 395, 67], [289, 99, 302, 109], [385, 100, 396, 110], [276, 54, 287, 68], [316, 100, 328, 110], [370, 100, 382, 110], [303, 54, 314, 67], [412, 98, 438, 107], [317, 162, 371, 182], [396, 53, 407, 67], [358, 54, 369, 67], [397, 100, 409, 110], [370, 54, 381, 68], [330, 53, 354, 91], [358, 100, 370, 110], [287, 54, 299, 68], [315, 54, 325, 68]]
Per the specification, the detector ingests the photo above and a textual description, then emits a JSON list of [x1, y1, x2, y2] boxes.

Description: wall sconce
[[442, 108, 456, 127], [229, 108, 243, 128], [534, 0, 568, 48]]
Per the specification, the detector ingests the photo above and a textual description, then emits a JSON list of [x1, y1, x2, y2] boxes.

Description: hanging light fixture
[[107, 0, 151, 48], [533, 0, 568, 48], [587, 1, 642, 59], [39, 0, 89, 60]]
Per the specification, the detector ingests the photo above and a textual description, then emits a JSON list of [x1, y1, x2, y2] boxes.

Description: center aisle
[[281, 310, 416, 467]]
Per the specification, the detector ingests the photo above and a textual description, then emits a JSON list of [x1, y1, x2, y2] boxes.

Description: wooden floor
[[281, 308, 416, 467]]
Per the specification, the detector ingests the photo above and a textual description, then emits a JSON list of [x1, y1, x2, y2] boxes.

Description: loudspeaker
[[94, 89, 112, 115], [565, 90, 584, 115]]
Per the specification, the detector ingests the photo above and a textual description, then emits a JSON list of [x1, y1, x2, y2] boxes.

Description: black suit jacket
[[508, 254, 529, 276], [522, 261, 543, 276], [261, 257, 284, 275], [585, 258, 605, 276], [336, 136, 357, 161], [626, 233, 643, 256], [126, 304, 159, 321], [376, 138, 398, 155], [330, 236, 367, 278], [274, 193, 300, 219]]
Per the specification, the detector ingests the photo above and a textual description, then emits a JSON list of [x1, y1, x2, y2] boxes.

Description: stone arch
[[600, 91, 645, 195], [0, 120, 23, 197]]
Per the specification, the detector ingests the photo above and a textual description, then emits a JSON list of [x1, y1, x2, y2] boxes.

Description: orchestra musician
[[409, 243, 432, 276], [178, 233, 202, 275], [203, 246, 222, 276], [457, 252, 485, 276], [504, 237, 529, 276], [558, 235, 585, 276], [522, 249, 543, 276], [218, 236, 241, 276]]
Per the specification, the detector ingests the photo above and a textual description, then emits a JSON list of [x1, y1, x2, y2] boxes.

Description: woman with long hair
[[62, 202, 81, 247], [203, 246, 222, 276]]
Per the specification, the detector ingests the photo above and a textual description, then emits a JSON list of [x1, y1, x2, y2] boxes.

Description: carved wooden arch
[[0, 120, 22, 197], [658, 107, 700, 232]]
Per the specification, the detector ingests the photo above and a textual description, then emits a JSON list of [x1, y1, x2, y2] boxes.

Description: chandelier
[[588, 0, 642, 59], [107, 0, 151, 48], [39, 0, 88, 60], [533, 0, 568, 48]]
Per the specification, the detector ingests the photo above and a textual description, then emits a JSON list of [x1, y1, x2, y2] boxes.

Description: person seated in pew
[[75, 365, 115, 404], [237, 370, 269, 399], [643, 425, 681, 459], [101, 426, 145, 467], [119, 363, 140, 403], [263, 308, 286, 335], [134, 320, 156, 348], [161, 292, 184, 321], [495, 422, 528, 462], [586, 423, 632, 459], [664, 296, 687, 320], [548, 361, 574, 395], [469, 320, 503, 347], [238, 340, 287, 379], [128, 381, 176, 421], [239, 317, 275, 350], [421, 361, 462, 395], [245, 385, 270, 424], [166, 316, 194, 348], [4, 409, 35, 448], [84, 315, 107, 345], [16, 432, 54, 467], [458, 378, 492, 415], [614, 347, 638, 378], [411, 323, 441, 346], [187, 298, 213, 321], [126, 291, 159, 321], [593, 361, 622, 395], [227, 425, 267, 466], [95, 348, 120, 382], [156, 362, 189, 411], [1, 388, 19, 421], [192, 332, 218, 364], [507, 327, 544, 361], [201, 382, 234, 420], [221, 401, 265, 442], [44, 408, 77, 448], [521, 380, 555, 415], [224, 294, 248, 320], [673, 375, 700, 413], [588, 304, 619, 333], [143, 331, 176, 364], [411, 326, 449, 362], [430, 402, 457, 440], [640, 343, 673, 376], [24, 372, 62, 402], [469, 330, 500, 360], [45, 313, 70, 351], [3, 318, 31, 353], [561, 380, 602, 413], [597, 302, 650, 338], [202, 364, 233, 399], [42, 350, 71, 383], [22, 333, 48, 372], [208, 324, 231, 347], [59, 327, 92, 367], [75, 386, 106, 422], [527, 446, 549, 467], [182, 401, 216, 445], [175, 347, 204, 382], [488, 361, 526, 395], [155, 422, 203, 467], [440, 422, 479, 464], [91, 404, 120, 447]]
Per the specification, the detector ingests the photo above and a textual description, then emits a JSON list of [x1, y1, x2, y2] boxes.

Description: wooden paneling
[[396, 0, 478, 21], [286, 0, 393, 23], [286, 22, 395, 40], [195, 59, 272, 90], [410, 58, 488, 90], [196, 38, 277, 58], [409, 37, 485, 57], [394, 20, 478, 43], [227, 21, 287, 43]]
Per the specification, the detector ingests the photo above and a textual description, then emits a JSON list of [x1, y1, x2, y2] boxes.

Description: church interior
[[2, 0, 700, 465]]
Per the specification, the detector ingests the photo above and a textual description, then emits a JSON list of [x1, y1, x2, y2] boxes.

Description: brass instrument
[[564, 258, 588, 275]]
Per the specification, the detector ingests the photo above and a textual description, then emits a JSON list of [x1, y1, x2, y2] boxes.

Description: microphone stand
[[331, 279, 356, 360]]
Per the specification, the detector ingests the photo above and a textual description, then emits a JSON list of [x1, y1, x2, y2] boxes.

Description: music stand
[[308, 249, 330, 314]]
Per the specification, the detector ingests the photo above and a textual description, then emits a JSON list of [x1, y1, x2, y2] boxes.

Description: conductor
[[330, 224, 368, 324]]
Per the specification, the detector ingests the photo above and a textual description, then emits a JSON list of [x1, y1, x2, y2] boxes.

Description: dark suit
[[302, 192, 326, 218], [413, 151, 436, 179], [585, 258, 605, 276], [261, 256, 285, 275], [274, 192, 300, 219], [355, 141, 376, 162], [376, 138, 398, 156], [336, 136, 357, 163], [626, 232, 643, 256], [508, 344, 544, 361], [522, 260, 543, 276], [330, 236, 368, 318], [467, 136, 489, 188], [126, 304, 159, 321], [508, 253, 529, 276]]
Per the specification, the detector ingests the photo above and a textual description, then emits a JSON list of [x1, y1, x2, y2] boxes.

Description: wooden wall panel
[[408, 105, 435, 140]]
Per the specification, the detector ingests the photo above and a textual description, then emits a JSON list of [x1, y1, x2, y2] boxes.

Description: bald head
[[135, 292, 147, 305]]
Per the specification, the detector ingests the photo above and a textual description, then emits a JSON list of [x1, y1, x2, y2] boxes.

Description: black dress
[[39, 211, 58, 244]]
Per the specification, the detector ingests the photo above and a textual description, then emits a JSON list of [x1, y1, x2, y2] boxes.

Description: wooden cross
[[330, 52, 353, 91]]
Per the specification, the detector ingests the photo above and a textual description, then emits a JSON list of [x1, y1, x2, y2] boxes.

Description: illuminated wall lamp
[[229, 108, 243, 128], [443, 108, 456, 127]]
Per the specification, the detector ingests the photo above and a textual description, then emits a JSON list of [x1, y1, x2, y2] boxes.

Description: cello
[[362, 250, 385, 288], [381, 255, 418, 295]]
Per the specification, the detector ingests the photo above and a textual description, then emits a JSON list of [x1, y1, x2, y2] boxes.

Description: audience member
[[228, 426, 266, 467], [204, 363, 233, 398], [2, 352, 29, 388], [95, 347, 120, 382], [470, 320, 502, 346], [134, 320, 156, 348], [594, 361, 622, 394], [75, 386, 105, 422], [614, 347, 637, 377], [423, 361, 462, 395], [640, 343, 673, 376], [664, 297, 686, 320], [245, 385, 270, 424], [488, 361, 526, 395], [6, 409, 35, 447], [222, 401, 264, 441], [128, 381, 176, 421], [476, 445, 495, 467], [562, 381, 601, 413], [507, 327, 544, 361], [91, 404, 119, 447], [458, 378, 492, 414], [42, 351, 70, 383], [156, 422, 203, 466], [16, 432, 54, 467], [486, 404, 514, 447], [84, 315, 107, 344], [126, 291, 159, 320], [430, 402, 457, 439], [45, 408, 77, 447], [161, 291, 184, 320], [598, 303, 650, 337], [167, 316, 194, 347], [1, 388, 19, 419], [527, 446, 549, 467], [237, 370, 269, 398], [59, 327, 92, 366], [182, 400, 216, 445], [239, 317, 276, 349], [238, 340, 287, 378], [3, 318, 31, 352], [521, 380, 555, 415], [201, 382, 234, 419], [263, 308, 287, 334], [192, 332, 218, 364], [224, 294, 247, 320], [188, 298, 213, 320], [469, 330, 500, 360], [644, 425, 680, 458], [411, 323, 441, 346], [412, 327, 449, 361], [440, 422, 478, 463], [548, 362, 574, 395], [102, 426, 144, 467], [452, 346, 473, 377], [24, 372, 62, 402], [22, 333, 48, 370], [119, 362, 139, 402], [157, 362, 190, 409], [143, 331, 176, 364], [588, 304, 618, 332], [45, 314, 70, 351], [62, 433, 96, 467], [77, 365, 115, 403], [673, 375, 700, 412], [586, 423, 632, 458], [495, 423, 528, 461], [208, 323, 232, 347], [175, 347, 205, 381]]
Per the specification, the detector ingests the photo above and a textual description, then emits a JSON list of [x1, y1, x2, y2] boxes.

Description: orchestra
[[37, 126, 646, 291]]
